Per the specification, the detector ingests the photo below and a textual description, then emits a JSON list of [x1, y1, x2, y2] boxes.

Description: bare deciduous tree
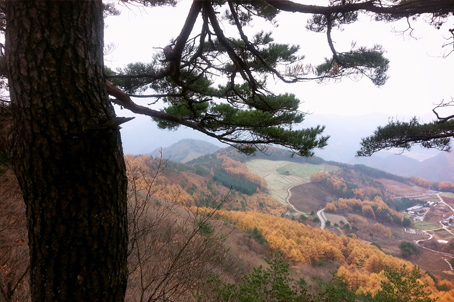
[[125, 154, 237, 302]]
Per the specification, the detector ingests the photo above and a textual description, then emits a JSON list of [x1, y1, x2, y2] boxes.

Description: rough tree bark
[[5, 1, 128, 301]]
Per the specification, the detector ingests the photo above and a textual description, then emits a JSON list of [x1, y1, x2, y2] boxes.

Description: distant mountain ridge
[[411, 151, 454, 182], [121, 112, 439, 164], [150, 138, 454, 183], [351, 151, 454, 183], [149, 139, 221, 163], [351, 154, 420, 177]]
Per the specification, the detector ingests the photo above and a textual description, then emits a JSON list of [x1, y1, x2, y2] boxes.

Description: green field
[[245, 159, 339, 204], [441, 192, 454, 199], [412, 220, 439, 230], [276, 162, 339, 179]]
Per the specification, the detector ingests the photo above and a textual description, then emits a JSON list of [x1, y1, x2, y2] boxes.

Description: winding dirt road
[[317, 208, 327, 230]]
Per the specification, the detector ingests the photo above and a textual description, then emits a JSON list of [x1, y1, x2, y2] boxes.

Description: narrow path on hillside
[[244, 159, 337, 230], [437, 192, 454, 215], [415, 235, 454, 273], [317, 208, 326, 230], [285, 184, 329, 230], [435, 193, 454, 237], [409, 192, 454, 271], [284, 185, 305, 215], [416, 231, 454, 258], [412, 193, 454, 241]]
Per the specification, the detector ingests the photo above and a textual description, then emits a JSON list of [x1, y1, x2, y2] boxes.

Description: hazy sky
[[105, 1, 453, 157], [105, 1, 453, 119]]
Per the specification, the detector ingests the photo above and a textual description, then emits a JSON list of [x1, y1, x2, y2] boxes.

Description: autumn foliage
[[326, 196, 403, 226], [3, 153, 454, 301], [310, 172, 347, 195], [438, 181, 454, 193], [126, 158, 241, 302], [124, 154, 284, 215], [206, 209, 454, 300], [218, 155, 267, 189], [410, 176, 432, 189]]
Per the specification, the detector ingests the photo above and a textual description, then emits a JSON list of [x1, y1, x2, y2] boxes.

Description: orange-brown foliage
[[362, 205, 375, 219], [125, 155, 285, 214], [372, 223, 392, 238], [310, 171, 329, 183], [327, 197, 402, 226], [353, 188, 366, 200], [205, 210, 454, 299], [410, 176, 432, 188], [217, 155, 267, 189], [439, 181, 454, 190], [325, 202, 337, 212], [126, 155, 194, 206]]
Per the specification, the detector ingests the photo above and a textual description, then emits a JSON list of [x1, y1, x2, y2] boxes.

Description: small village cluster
[[405, 201, 436, 222]]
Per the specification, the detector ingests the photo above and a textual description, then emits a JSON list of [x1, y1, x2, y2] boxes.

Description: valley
[[242, 151, 454, 283], [4, 140, 454, 301], [245, 159, 338, 206], [156, 141, 454, 289], [245, 159, 348, 228]]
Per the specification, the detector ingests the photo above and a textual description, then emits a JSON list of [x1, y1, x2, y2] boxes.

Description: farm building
[[407, 205, 423, 212]]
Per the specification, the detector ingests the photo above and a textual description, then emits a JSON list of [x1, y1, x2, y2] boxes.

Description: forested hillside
[[4, 146, 454, 301], [124, 147, 454, 301], [205, 209, 454, 300], [125, 152, 285, 215]]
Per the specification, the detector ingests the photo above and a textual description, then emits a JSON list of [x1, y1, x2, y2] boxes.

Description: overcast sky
[[105, 1, 453, 119], [104, 1, 453, 157]]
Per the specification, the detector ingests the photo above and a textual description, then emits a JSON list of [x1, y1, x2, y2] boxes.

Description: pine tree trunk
[[5, 1, 128, 301]]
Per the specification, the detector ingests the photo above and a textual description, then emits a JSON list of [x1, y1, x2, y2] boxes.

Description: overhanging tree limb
[[264, 0, 454, 17], [106, 81, 328, 156], [106, 0, 395, 157], [357, 117, 454, 156]]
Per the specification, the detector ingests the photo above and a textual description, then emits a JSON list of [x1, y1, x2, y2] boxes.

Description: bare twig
[[433, 98, 454, 123]]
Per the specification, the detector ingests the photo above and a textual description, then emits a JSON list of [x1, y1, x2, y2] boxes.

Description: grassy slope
[[245, 159, 338, 205]]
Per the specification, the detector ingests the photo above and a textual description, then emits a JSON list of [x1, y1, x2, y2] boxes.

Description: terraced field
[[245, 159, 338, 205]]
